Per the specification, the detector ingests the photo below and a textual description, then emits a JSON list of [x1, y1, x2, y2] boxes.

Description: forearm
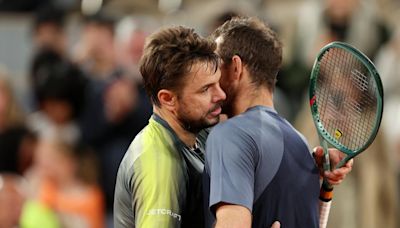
[[215, 203, 251, 228]]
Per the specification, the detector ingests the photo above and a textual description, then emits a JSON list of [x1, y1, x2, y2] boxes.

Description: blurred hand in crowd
[[104, 79, 137, 123]]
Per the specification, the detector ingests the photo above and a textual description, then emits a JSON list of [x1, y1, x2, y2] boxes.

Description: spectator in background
[[28, 48, 87, 145], [115, 16, 151, 82], [0, 174, 26, 228], [24, 137, 104, 228], [114, 15, 154, 129], [32, 6, 67, 56], [279, 0, 390, 118], [0, 73, 34, 174], [375, 25, 400, 213], [295, 100, 399, 228], [74, 12, 152, 213], [73, 13, 120, 79]]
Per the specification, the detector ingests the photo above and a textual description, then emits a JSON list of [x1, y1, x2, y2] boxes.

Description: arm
[[131, 149, 185, 227], [215, 203, 251, 228], [214, 203, 281, 228], [205, 125, 256, 227]]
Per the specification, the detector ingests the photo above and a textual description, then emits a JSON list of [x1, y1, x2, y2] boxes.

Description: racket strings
[[315, 48, 378, 151]]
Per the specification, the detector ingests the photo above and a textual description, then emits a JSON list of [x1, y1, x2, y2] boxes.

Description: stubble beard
[[177, 103, 222, 134]]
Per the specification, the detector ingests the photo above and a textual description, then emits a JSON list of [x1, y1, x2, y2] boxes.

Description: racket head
[[309, 41, 384, 157]]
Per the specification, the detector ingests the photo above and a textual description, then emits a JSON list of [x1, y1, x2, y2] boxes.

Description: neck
[[231, 84, 274, 117], [154, 107, 197, 147]]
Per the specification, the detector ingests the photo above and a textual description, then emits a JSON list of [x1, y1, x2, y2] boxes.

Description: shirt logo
[[147, 209, 182, 221]]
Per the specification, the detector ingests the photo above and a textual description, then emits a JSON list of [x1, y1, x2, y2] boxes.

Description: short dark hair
[[83, 12, 116, 35], [30, 48, 88, 117], [140, 26, 219, 106], [33, 6, 65, 32], [212, 17, 282, 91]]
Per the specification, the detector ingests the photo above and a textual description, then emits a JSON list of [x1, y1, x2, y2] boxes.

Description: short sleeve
[[131, 146, 186, 227], [205, 123, 257, 213]]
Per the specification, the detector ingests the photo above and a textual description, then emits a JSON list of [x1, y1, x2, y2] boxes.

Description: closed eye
[[201, 86, 210, 93]]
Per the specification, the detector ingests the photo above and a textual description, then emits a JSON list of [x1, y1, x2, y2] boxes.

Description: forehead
[[181, 61, 220, 89]]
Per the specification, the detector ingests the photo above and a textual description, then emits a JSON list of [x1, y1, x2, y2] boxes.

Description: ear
[[157, 89, 177, 111], [231, 55, 243, 81]]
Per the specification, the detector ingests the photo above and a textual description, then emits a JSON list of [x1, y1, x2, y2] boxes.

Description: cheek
[[180, 96, 211, 117]]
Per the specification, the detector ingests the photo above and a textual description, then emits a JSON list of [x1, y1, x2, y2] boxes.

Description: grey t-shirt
[[203, 106, 320, 227]]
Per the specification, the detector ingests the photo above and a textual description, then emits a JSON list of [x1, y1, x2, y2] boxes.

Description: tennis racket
[[309, 41, 384, 228]]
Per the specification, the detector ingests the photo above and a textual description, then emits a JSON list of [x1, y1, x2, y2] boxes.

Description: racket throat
[[320, 181, 334, 202]]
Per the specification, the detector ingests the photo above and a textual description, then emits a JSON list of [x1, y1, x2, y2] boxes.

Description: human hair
[[52, 138, 99, 185], [32, 6, 66, 33], [211, 17, 282, 91], [83, 12, 116, 35], [30, 48, 87, 118], [139, 26, 219, 106]]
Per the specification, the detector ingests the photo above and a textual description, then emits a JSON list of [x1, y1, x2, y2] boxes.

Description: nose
[[212, 84, 226, 102]]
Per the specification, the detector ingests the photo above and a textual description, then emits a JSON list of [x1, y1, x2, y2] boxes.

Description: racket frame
[[309, 41, 384, 168]]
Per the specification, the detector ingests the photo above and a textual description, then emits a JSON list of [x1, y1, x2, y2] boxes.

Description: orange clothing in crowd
[[39, 180, 105, 228]]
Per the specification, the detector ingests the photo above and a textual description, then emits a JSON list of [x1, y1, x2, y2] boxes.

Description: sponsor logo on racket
[[334, 129, 343, 139]]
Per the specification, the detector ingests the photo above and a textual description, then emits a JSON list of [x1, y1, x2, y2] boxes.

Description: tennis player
[[113, 26, 225, 228], [114, 24, 352, 228], [203, 16, 352, 228]]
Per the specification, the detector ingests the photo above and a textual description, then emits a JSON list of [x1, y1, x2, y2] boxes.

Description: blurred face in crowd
[[325, 0, 359, 22], [82, 23, 115, 60], [42, 99, 73, 125], [34, 23, 66, 54], [35, 140, 76, 185], [174, 61, 226, 133]]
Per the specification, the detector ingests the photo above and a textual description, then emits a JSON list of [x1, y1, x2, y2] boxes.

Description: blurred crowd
[[0, 0, 400, 227]]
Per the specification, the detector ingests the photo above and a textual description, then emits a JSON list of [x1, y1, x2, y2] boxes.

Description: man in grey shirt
[[203, 17, 353, 228]]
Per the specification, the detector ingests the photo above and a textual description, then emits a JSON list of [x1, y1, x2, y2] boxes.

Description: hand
[[271, 221, 280, 228], [313, 146, 353, 185]]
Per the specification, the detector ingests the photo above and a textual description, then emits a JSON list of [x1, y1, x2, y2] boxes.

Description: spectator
[[0, 73, 34, 174], [74, 12, 152, 213], [28, 49, 87, 145], [28, 137, 104, 228], [32, 6, 67, 56]]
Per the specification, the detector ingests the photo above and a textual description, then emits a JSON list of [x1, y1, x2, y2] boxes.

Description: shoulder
[[119, 120, 179, 175], [206, 114, 259, 159], [209, 110, 278, 141], [208, 114, 250, 139]]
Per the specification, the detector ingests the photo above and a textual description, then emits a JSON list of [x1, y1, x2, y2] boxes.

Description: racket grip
[[319, 183, 333, 228], [319, 200, 332, 228]]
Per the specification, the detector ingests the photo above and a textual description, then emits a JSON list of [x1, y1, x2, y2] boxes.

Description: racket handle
[[319, 181, 333, 202], [319, 182, 333, 228], [319, 200, 332, 228]]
